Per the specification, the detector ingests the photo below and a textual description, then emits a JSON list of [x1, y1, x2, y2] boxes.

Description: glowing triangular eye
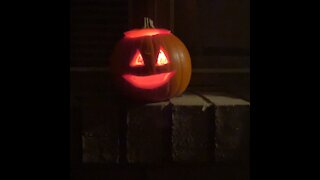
[[130, 50, 145, 67], [156, 48, 169, 66]]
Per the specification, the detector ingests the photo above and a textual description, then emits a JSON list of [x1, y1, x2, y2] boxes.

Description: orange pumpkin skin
[[110, 28, 192, 102]]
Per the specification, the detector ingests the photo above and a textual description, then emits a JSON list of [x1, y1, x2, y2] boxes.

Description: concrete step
[[78, 92, 249, 164]]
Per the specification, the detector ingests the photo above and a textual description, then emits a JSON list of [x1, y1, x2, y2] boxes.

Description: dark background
[[70, 0, 250, 179]]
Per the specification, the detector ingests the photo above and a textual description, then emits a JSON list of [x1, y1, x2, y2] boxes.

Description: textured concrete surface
[[204, 94, 250, 163], [126, 101, 172, 163], [170, 93, 215, 162], [79, 92, 249, 164]]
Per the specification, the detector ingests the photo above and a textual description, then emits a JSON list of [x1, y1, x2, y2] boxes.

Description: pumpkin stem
[[143, 17, 155, 28]]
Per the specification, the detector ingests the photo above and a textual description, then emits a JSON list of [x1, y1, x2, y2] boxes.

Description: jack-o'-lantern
[[110, 18, 192, 102]]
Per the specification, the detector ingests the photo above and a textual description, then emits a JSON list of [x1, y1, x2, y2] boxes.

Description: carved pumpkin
[[110, 18, 192, 102]]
